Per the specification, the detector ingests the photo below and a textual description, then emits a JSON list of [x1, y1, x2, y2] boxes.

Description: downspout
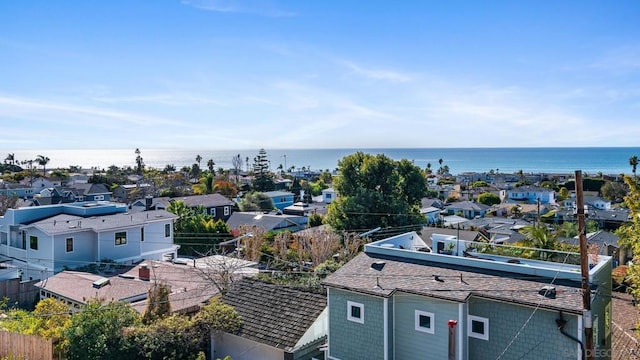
[[556, 312, 585, 360]]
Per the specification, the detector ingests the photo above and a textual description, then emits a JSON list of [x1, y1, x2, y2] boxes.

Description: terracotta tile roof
[[323, 252, 585, 313], [221, 278, 327, 351]]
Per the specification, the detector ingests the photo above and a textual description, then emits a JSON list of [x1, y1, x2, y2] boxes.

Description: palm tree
[[135, 148, 144, 175], [629, 155, 639, 178], [196, 154, 202, 168], [207, 159, 215, 172], [520, 225, 558, 260], [4, 153, 14, 165], [36, 155, 50, 176]]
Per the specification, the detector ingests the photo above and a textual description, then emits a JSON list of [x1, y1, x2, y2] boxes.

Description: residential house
[[283, 201, 326, 216], [322, 231, 612, 360], [444, 201, 490, 219], [211, 278, 327, 360], [226, 212, 307, 233], [30, 177, 63, 191], [563, 195, 612, 211], [172, 194, 235, 222], [420, 207, 441, 225], [34, 259, 238, 314], [502, 185, 556, 205], [0, 181, 35, 199], [112, 183, 153, 203], [63, 183, 112, 202], [264, 191, 295, 210], [322, 188, 337, 204], [0, 202, 178, 280]]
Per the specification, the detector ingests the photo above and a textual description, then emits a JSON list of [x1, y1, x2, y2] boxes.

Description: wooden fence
[[0, 278, 40, 309], [0, 331, 53, 360]]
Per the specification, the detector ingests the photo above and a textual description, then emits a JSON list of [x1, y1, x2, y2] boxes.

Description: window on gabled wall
[[165, 224, 171, 237], [468, 315, 489, 340], [29, 236, 38, 250], [415, 310, 435, 334], [347, 301, 364, 324]]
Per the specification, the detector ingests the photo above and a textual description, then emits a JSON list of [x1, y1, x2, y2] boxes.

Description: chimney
[[139, 263, 150, 281]]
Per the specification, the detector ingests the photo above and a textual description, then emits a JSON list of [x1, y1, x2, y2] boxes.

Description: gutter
[[556, 311, 584, 360]]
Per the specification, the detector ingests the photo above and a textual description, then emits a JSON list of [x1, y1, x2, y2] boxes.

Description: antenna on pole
[[576, 170, 594, 360]]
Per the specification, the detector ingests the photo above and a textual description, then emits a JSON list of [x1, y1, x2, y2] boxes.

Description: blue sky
[[1, 0, 639, 150]]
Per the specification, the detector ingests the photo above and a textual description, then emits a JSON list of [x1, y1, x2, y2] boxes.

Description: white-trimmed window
[[347, 301, 364, 324], [94, 195, 104, 201], [415, 310, 435, 334], [66, 237, 74, 253], [165, 224, 171, 237], [468, 315, 489, 340], [224, 206, 230, 216], [210, 208, 216, 217], [115, 231, 127, 246]]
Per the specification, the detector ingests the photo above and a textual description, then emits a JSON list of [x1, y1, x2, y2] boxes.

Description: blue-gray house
[[0, 202, 179, 281], [323, 232, 612, 360], [264, 191, 295, 211]]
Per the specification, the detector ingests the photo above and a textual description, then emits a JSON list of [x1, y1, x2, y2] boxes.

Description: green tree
[[477, 192, 501, 206], [325, 152, 426, 233], [141, 283, 171, 325], [195, 154, 202, 169], [207, 159, 215, 173], [308, 213, 324, 227], [251, 149, 274, 191], [167, 200, 192, 232], [600, 181, 628, 203], [617, 176, 640, 303], [520, 225, 558, 260], [36, 155, 50, 176], [557, 187, 570, 202], [630, 155, 639, 178], [135, 148, 144, 175], [197, 173, 215, 194], [239, 192, 274, 212], [65, 300, 140, 360]]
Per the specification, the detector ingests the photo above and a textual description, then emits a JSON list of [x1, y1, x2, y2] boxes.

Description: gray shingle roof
[[27, 210, 177, 235], [172, 194, 234, 208], [322, 252, 585, 314], [221, 278, 327, 351]]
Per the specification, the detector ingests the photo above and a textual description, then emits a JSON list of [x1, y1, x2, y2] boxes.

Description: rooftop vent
[[92, 277, 110, 289], [371, 261, 386, 271], [538, 285, 556, 299]]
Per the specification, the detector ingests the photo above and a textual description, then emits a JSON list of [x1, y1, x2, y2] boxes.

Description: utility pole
[[575, 170, 594, 360]]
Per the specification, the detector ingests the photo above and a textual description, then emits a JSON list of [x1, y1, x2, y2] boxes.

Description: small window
[[415, 310, 435, 334], [347, 301, 364, 324], [141, 228, 145, 242], [94, 195, 104, 201], [210, 208, 216, 217], [115, 231, 127, 246], [224, 206, 230, 216], [66, 237, 74, 253], [468, 315, 489, 340], [29, 236, 38, 250], [165, 224, 171, 237]]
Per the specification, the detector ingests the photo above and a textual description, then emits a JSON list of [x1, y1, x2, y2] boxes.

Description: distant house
[[420, 206, 441, 225], [444, 201, 490, 219], [283, 201, 326, 216], [502, 185, 555, 205], [322, 188, 337, 204], [63, 183, 112, 202], [0, 181, 36, 199], [563, 195, 611, 211], [0, 202, 178, 280], [171, 194, 235, 222], [264, 191, 295, 210], [112, 183, 152, 203], [211, 278, 327, 360]]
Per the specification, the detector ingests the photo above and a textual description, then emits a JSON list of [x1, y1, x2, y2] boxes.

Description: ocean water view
[[5, 147, 640, 176]]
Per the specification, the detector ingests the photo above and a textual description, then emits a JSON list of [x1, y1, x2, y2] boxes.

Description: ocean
[[5, 147, 640, 176]]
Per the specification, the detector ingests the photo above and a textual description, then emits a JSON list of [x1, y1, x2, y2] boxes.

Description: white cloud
[[339, 60, 413, 83], [181, 0, 297, 17]]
